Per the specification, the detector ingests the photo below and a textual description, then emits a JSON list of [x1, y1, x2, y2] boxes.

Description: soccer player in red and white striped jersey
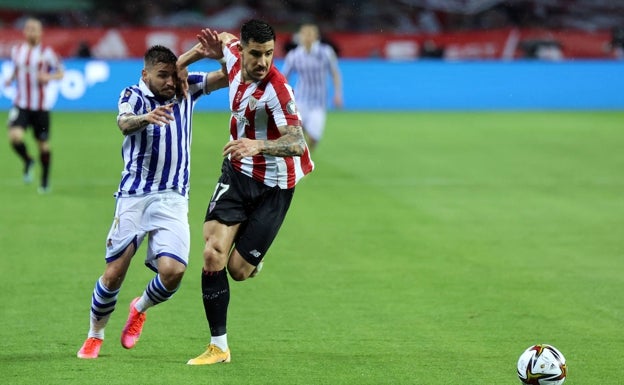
[[186, 20, 314, 365], [4, 17, 64, 193]]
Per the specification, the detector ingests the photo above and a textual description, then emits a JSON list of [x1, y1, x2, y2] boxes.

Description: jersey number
[[211, 182, 230, 202]]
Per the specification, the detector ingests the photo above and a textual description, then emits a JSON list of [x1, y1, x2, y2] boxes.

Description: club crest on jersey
[[286, 100, 297, 115], [248, 96, 258, 110]]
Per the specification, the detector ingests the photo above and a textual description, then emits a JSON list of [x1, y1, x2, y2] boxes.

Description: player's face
[[23, 20, 42, 46], [239, 39, 274, 82], [142, 62, 177, 100], [299, 25, 319, 46]]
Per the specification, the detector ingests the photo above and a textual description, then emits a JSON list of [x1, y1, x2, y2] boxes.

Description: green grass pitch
[[0, 110, 622, 384]]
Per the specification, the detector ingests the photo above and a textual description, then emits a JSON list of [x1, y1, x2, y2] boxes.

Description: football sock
[[88, 276, 119, 339], [11, 142, 31, 164], [201, 268, 230, 339], [211, 334, 228, 352], [135, 274, 177, 312], [40, 150, 51, 188]]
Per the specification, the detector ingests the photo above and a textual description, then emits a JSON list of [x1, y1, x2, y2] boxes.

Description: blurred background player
[[76, 44, 228, 359], [186, 20, 314, 365], [4, 17, 64, 193], [282, 23, 343, 152]]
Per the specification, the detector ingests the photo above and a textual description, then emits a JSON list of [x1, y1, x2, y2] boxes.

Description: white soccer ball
[[517, 344, 567, 385]]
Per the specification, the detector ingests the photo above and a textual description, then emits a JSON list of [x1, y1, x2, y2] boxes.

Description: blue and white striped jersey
[[114, 72, 208, 198], [282, 41, 339, 108]]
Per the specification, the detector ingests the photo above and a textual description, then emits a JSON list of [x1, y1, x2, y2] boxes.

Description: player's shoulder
[[266, 66, 290, 87], [264, 69, 295, 101], [119, 84, 142, 100], [224, 37, 240, 52], [285, 46, 301, 57], [11, 42, 25, 54], [319, 43, 337, 55], [41, 44, 59, 56]]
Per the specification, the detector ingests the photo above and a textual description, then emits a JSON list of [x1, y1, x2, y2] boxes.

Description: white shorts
[[298, 104, 326, 142], [104, 191, 190, 272]]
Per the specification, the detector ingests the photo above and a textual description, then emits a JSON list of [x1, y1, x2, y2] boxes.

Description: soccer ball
[[517, 344, 567, 385]]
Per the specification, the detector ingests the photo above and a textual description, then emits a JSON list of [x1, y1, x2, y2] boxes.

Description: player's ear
[[141, 68, 148, 82]]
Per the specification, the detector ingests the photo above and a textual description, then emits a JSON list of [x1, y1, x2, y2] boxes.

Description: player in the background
[[4, 17, 64, 193], [282, 23, 343, 152], [185, 20, 314, 365], [76, 44, 228, 359]]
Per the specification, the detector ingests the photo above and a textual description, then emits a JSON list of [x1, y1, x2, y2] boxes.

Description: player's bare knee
[[160, 269, 185, 290], [227, 256, 254, 281], [8, 128, 24, 142], [228, 268, 249, 282], [203, 244, 227, 270], [157, 256, 187, 288], [101, 269, 125, 290]]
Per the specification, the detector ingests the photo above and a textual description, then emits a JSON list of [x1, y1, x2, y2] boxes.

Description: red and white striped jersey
[[9, 42, 63, 111], [223, 39, 314, 189]]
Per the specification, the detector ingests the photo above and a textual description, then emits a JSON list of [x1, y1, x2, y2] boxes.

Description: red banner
[[0, 27, 617, 60]]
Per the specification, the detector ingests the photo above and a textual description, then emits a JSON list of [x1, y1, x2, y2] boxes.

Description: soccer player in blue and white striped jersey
[[282, 23, 343, 152], [77, 43, 228, 359]]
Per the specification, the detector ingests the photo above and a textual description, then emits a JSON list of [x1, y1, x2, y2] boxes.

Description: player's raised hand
[[197, 28, 224, 60]]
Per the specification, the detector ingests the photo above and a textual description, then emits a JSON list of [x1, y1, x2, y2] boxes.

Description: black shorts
[[205, 158, 295, 266], [7, 107, 51, 141]]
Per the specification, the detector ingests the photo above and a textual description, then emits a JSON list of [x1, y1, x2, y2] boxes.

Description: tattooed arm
[[118, 104, 174, 136], [260, 125, 306, 156], [223, 124, 306, 160]]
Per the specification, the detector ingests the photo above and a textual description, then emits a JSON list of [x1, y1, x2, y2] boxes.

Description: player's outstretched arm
[[331, 67, 343, 108], [118, 104, 174, 135], [205, 69, 229, 92]]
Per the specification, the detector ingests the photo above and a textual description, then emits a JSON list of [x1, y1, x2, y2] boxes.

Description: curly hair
[[144, 45, 177, 68]]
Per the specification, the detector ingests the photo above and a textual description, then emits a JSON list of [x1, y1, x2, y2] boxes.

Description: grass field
[[0, 110, 623, 384]]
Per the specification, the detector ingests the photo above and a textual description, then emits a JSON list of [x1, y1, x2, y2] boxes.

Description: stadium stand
[[1, 0, 623, 32], [0, 0, 623, 59]]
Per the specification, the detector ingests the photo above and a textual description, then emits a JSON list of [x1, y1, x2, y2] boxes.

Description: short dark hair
[[144, 45, 177, 68], [241, 19, 275, 45]]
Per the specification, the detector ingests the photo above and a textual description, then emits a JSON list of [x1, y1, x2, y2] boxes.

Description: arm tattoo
[[118, 114, 149, 135], [260, 125, 306, 157]]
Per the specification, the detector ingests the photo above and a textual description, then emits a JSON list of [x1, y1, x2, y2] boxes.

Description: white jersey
[[115, 72, 208, 198], [9, 42, 63, 111], [282, 41, 339, 109]]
